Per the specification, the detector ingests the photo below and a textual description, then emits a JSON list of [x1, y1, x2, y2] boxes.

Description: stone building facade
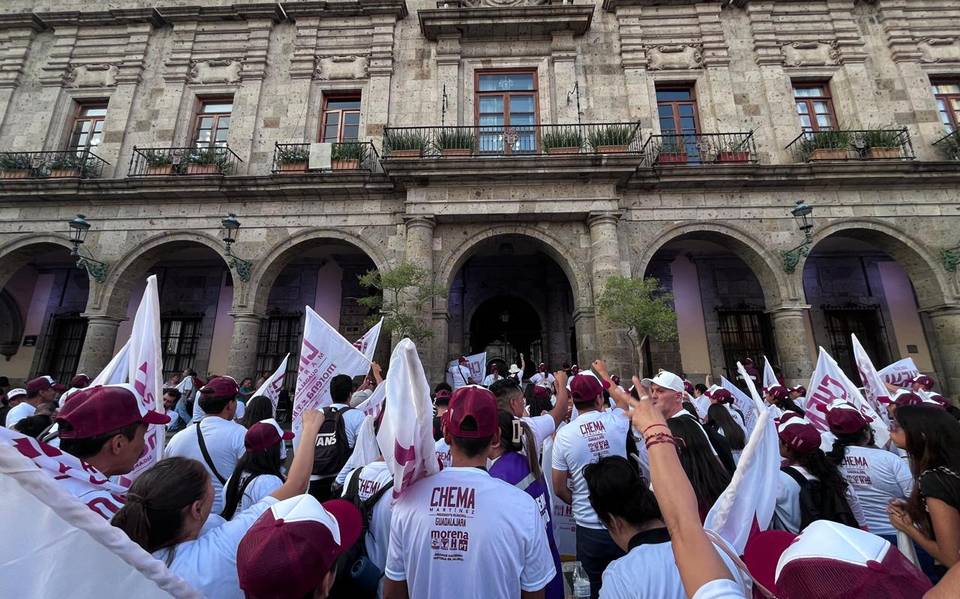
[[1, 0, 959, 396]]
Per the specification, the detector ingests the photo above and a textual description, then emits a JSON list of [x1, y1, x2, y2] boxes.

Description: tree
[[595, 275, 678, 376], [358, 262, 447, 345]]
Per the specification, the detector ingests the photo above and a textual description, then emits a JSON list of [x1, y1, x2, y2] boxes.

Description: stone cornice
[[0, 13, 47, 32], [418, 5, 593, 41], [33, 9, 167, 28], [284, 0, 409, 20], [156, 4, 287, 23], [381, 153, 643, 185]]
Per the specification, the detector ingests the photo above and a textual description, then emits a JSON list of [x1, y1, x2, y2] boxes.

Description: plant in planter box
[[186, 147, 229, 174], [656, 137, 688, 164], [435, 129, 476, 156], [384, 131, 429, 158], [48, 152, 88, 178], [801, 130, 850, 161], [541, 129, 583, 154], [937, 132, 960, 161], [714, 138, 751, 163], [860, 129, 903, 160], [588, 124, 637, 153], [142, 150, 174, 175], [331, 143, 368, 169], [0, 153, 33, 178], [276, 145, 310, 172]]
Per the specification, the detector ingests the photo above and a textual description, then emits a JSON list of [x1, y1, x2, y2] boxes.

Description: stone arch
[[436, 225, 589, 310], [95, 231, 232, 318], [798, 218, 955, 310], [0, 234, 78, 290], [463, 289, 551, 337], [247, 228, 390, 315], [637, 221, 793, 307]]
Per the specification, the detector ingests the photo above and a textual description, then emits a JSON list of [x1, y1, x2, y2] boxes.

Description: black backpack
[[781, 466, 859, 531], [312, 406, 354, 479], [329, 468, 394, 598]]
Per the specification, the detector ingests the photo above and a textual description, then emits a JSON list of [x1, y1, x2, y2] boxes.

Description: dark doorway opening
[[469, 296, 542, 370]]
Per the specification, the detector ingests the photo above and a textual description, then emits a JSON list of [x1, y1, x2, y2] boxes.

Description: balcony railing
[[640, 132, 758, 167], [933, 129, 960, 160], [382, 123, 644, 159], [785, 129, 915, 162], [128, 145, 243, 177], [271, 142, 382, 174], [0, 149, 109, 179]]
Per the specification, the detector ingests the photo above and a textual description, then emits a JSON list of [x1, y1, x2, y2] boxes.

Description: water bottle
[[572, 563, 591, 598]]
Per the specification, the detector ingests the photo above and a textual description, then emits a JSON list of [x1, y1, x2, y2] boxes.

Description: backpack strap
[[343, 467, 363, 501], [781, 465, 807, 489], [196, 421, 227, 485]]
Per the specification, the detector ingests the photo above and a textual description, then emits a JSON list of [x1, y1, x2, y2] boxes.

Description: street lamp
[[782, 200, 814, 273], [67, 214, 108, 283], [219, 213, 252, 282]]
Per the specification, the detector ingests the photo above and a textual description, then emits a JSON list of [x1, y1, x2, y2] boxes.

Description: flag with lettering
[[805, 347, 888, 449], [253, 353, 289, 416], [355, 382, 386, 419], [762, 356, 778, 391], [852, 334, 892, 409], [446, 352, 486, 387], [91, 341, 130, 386], [354, 318, 383, 362], [118, 275, 163, 487], [721, 376, 759, 434], [878, 358, 920, 388], [292, 307, 371, 440], [377, 338, 439, 498]]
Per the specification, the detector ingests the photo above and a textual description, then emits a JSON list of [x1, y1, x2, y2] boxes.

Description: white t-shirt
[[222, 473, 283, 515], [153, 496, 278, 599], [482, 373, 502, 387], [691, 578, 749, 599], [529, 372, 555, 387], [5, 402, 36, 428], [599, 530, 747, 599], [344, 461, 394, 599], [551, 408, 630, 528], [435, 438, 452, 468], [447, 365, 471, 389], [774, 465, 866, 533], [521, 413, 556, 458], [838, 445, 913, 536], [385, 467, 555, 598], [164, 417, 247, 514]]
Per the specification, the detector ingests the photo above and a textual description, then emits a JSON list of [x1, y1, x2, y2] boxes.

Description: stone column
[[923, 305, 960, 397], [551, 32, 578, 123], [767, 305, 816, 385], [404, 216, 436, 375], [226, 313, 262, 380], [77, 315, 123, 376], [587, 212, 632, 373], [546, 277, 568, 367], [436, 35, 461, 125]]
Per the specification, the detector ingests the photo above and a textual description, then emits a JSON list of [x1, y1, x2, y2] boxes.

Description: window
[[193, 99, 233, 148], [320, 96, 361, 142], [476, 71, 538, 154], [793, 84, 836, 132], [716, 309, 776, 381], [161, 317, 202, 379], [933, 81, 960, 134], [68, 103, 108, 152], [656, 86, 700, 160], [256, 314, 302, 390], [38, 316, 87, 384]]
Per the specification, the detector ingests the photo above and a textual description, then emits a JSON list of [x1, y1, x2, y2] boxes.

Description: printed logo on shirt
[[359, 477, 383, 498], [428, 485, 476, 561], [579, 419, 610, 455], [842, 454, 873, 486]]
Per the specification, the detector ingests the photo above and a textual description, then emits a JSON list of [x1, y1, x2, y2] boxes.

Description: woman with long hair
[[765, 385, 805, 417], [665, 416, 732, 519], [888, 404, 960, 580], [705, 404, 746, 464], [221, 418, 292, 520], [240, 395, 274, 428]]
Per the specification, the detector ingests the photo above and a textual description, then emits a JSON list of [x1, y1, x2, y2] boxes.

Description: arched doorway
[[469, 296, 544, 370]]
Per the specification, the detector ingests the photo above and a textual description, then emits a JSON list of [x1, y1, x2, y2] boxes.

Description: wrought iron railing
[[785, 128, 915, 162], [0, 149, 109, 179], [436, 0, 574, 5], [933, 129, 960, 160], [639, 131, 758, 167], [272, 141, 382, 174], [128, 145, 243, 177], [381, 122, 644, 158]]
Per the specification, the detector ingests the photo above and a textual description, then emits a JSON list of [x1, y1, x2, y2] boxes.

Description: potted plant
[[937, 132, 960, 161], [714, 139, 751, 163], [48, 152, 86, 178], [276, 145, 310, 172], [142, 150, 174, 175], [0, 153, 33, 179], [805, 130, 850, 161], [656, 137, 688, 164], [541, 129, 583, 154], [384, 131, 429, 158], [186, 147, 227, 175], [331, 142, 368, 169], [435, 128, 476, 157], [588, 124, 637, 154], [861, 129, 903, 160]]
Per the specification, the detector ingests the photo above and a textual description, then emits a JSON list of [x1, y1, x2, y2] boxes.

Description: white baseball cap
[[640, 371, 685, 393], [6, 388, 26, 401]]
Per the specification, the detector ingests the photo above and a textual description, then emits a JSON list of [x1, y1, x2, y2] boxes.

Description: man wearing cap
[[482, 363, 503, 387], [384, 386, 555, 599], [164, 375, 246, 514], [529, 363, 555, 388], [0, 387, 25, 427], [489, 369, 569, 459], [56, 384, 171, 518], [5, 375, 64, 428], [551, 371, 631, 598], [448, 356, 475, 390]]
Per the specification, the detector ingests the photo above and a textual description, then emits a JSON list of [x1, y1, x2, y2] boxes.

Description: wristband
[[643, 431, 674, 446], [641, 424, 669, 435], [645, 436, 677, 450]]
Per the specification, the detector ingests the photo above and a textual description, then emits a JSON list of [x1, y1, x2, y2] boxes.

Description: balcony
[[382, 123, 644, 159], [640, 132, 758, 167], [420, 0, 593, 40], [786, 129, 915, 163], [271, 142, 382, 174], [128, 146, 243, 177], [933, 130, 960, 161], [0, 149, 109, 179]]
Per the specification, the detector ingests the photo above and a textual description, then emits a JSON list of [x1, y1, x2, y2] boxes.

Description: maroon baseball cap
[[57, 384, 170, 439], [766, 385, 789, 402], [825, 400, 872, 435], [909, 374, 935, 391], [245, 418, 294, 452], [892, 389, 924, 408], [199, 375, 239, 399], [743, 530, 798, 594], [790, 385, 807, 396], [708, 388, 734, 404], [434, 389, 452, 405], [27, 375, 66, 394], [569, 374, 609, 403], [777, 417, 822, 454], [532, 384, 551, 400], [69, 374, 91, 389], [238, 496, 362, 598], [446, 386, 498, 438], [683, 380, 695, 395]]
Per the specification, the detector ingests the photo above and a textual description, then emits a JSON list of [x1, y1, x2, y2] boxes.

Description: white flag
[[119, 275, 164, 487], [377, 338, 439, 498], [355, 382, 386, 419], [762, 356, 778, 391], [253, 353, 289, 416], [721, 376, 759, 434], [354, 318, 383, 362], [91, 341, 130, 386], [292, 307, 371, 439], [852, 334, 892, 409], [446, 352, 486, 388], [878, 358, 920, 388], [806, 347, 888, 449]]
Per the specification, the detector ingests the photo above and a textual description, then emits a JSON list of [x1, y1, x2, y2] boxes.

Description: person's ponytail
[[111, 499, 152, 550], [826, 427, 870, 466], [519, 420, 541, 480]]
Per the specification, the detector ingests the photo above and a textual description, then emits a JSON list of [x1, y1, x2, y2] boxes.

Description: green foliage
[[541, 129, 583, 150], [358, 262, 447, 344], [795, 129, 851, 160], [659, 136, 687, 155], [859, 129, 902, 149], [188, 147, 228, 165], [435, 128, 476, 151], [596, 276, 678, 347], [276, 145, 310, 164], [936, 132, 960, 160], [332, 142, 368, 161], [141, 149, 173, 166], [0, 153, 33, 170], [588, 124, 637, 149], [384, 130, 429, 153]]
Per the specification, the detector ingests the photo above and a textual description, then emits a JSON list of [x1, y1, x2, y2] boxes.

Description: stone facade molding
[[611, 2, 729, 70], [0, 233, 77, 290], [878, 0, 960, 63], [313, 55, 370, 80], [747, 1, 866, 67]]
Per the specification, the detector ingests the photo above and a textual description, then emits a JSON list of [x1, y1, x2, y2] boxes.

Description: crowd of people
[[2, 349, 960, 599]]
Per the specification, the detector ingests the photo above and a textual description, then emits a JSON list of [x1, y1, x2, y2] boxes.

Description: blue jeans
[[575, 525, 624, 599]]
